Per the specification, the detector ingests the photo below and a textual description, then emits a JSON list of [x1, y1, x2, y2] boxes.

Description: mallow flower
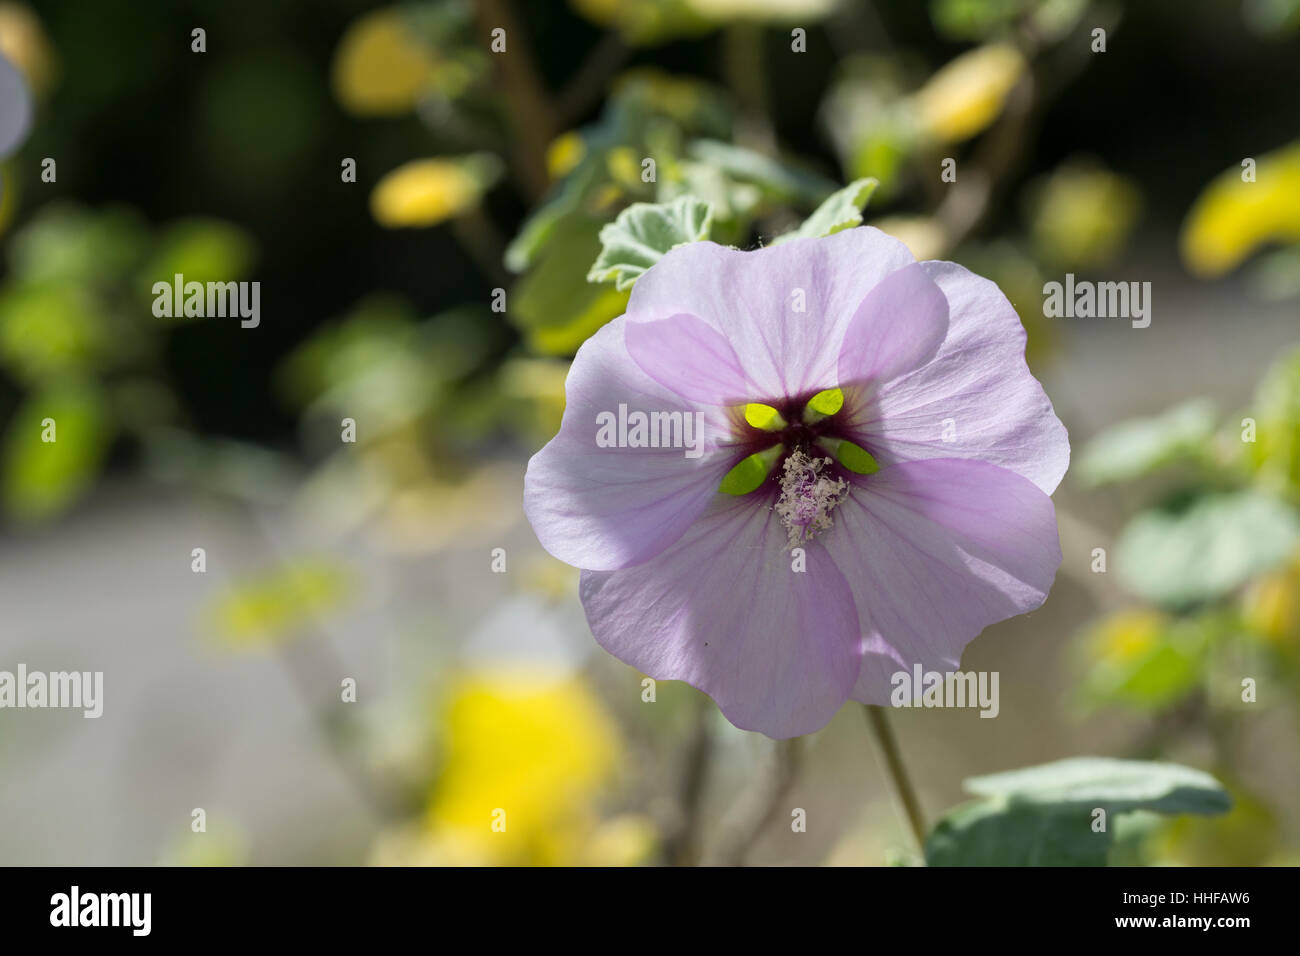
[[524, 227, 1068, 738]]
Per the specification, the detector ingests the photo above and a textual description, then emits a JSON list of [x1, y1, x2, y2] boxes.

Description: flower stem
[[861, 704, 927, 851]]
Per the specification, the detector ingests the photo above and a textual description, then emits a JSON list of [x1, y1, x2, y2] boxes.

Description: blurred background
[[1, 0, 1298, 865]]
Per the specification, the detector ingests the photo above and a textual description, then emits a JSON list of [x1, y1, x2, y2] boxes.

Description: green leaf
[[926, 758, 1231, 866], [8, 203, 150, 285], [0, 284, 111, 383], [1077, 398, 1217, 486], [658, 160, 762, 235], [926, 800, 1113, 866], [587, 197, 714, 291], [930, 0, 1026, 41], [1247, 344, 1300, 498], [772, 178, 878, 243], [504, 163, 595, 274], [516, 216, 630, 354], [1115, 490, 1300, 607], [2, 377, 113, 522], [962, 757, 1233, 816], [144, 218, 256, 297], [686, 139, 838, 205]]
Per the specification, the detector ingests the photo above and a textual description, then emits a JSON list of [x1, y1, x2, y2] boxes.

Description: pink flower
[[525, 228, 1068, 738]]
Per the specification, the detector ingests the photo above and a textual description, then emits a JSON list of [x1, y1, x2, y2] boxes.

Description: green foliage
[[2, 377, 112, 522], [144, 430, 297, 504], [6, 203, 150, 285], [927, 799, 1112, 866], [0, 284, 111, 383], [144, 219, 256, 299], [0, 204, 260, 522], [685, 139, 837, 206], [1115, 490, 1300, 608], [1077, 398, 1217, 486], [930, 0, 1028, 40], [1076, 609, 1214, 712], [514, 216, 630, 355], [926, 758, 1231, 866], [930, 0, 1087, 42], [962, 757, 1232, 814], [772, 178, 878, 243], [587, 196, 714, 290], [1247, 345, 1300, 499]]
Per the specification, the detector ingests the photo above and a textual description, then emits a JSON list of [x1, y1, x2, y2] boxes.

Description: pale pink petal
[[820, 458, 1062, 705], [524, 316, 738, 571], [837, 261, 949, 390], [581, 496, 862, 738], [626, 228, 916, 401], [840, 260, 1069, 494], [624, 312, 752, 405]]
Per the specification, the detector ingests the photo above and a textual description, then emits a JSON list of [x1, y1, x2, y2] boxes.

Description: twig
[[722, 22, 777, 153], [474, 0, 557, 202], [556, 31, 629, 127], [661, 693, 716, 865], [705, 736, 802, 866], [452, 208, 512, 288]]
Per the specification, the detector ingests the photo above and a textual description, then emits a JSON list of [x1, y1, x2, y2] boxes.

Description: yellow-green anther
[[818, 437, 880, 475], [803, 387, 844, 423], [744, 403, 786, 431], [719, 445, 783, 495]]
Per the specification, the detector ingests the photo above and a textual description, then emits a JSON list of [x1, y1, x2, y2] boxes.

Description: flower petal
[[626, 228, 916, 401], [841, 260, 1069, 494], [837, 261, 949, 389], [524, 317, 737, 571], [820, 458, 1062, 705], [580, 496, 862, 738], [624, 312, 752, 404]]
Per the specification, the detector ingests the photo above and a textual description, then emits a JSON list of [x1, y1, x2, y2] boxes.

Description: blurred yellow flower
[[332, 8, 438, 116], [605, 146, 644, 188], [369, 156, 500, 228], [870, 215, 947, 261], [911, 44, 1025, 143], [1089, 608, 1165, 664], [1181, 141, 1300, 277], [1242, 552, 1300, 646], [388, 668, 641, 866], [547, 131, 587, 181], [204, 559, 355, 650], [585, 814, 659, 865], [1077, 607, 1211, 712]]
